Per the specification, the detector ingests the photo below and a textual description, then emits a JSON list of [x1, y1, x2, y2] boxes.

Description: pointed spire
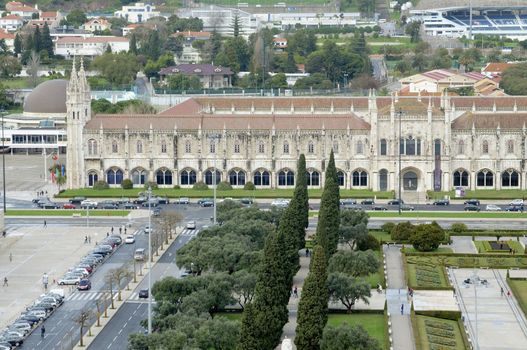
[[350, 101, 354, 112], [472, 101, 476, 112], [417, 90, 421, 102], [427, 96, 432, 111], [68, 56, 78, 93], [77, 56, 89, 94], [394, 91, 399, 102], [514, 100, 518, 112], [493, 100, 497, 112]]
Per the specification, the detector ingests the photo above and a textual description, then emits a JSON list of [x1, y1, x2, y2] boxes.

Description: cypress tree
[[129, 33, 138, 55], [296, 154, 309, 234], [295, 245, 328, 350], [237, 302, 258, 350], [33, 26, 41, 53], [14, 33, 22, 55], [41, 23, 53, 57], [315, 150, 340, 260]]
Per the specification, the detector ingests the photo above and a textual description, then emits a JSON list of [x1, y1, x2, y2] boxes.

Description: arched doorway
[[403, 171, 418, 191]]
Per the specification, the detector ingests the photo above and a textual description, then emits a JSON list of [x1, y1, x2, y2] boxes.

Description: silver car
[[58, 275, 80, 285]]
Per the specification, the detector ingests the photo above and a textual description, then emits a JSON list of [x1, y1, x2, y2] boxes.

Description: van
[[134, 248, 146, 261]]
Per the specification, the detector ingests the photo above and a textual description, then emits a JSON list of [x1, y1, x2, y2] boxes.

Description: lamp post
[[147, 186, 152, 334], [470, 270, 480, 350], [398, 108, 403, 215], [209, 134, 221, 225], [0, 109, 5, 213]]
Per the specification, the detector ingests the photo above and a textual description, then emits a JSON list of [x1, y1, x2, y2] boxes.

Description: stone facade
[[66, 77, 527, 198]]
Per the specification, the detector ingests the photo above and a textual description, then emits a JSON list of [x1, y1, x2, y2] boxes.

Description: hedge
[[415, 310, 462, 321]]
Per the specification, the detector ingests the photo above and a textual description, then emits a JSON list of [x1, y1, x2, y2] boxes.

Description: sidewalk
[[384, 245, 416, 350]]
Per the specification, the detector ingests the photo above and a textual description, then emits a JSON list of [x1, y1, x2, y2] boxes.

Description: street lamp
[[469, 271, 480, 350], [398, 108, 403, 215], [0, 108, 6, 214], [209, 134, 221, 225], [147, 186, 152, 334]]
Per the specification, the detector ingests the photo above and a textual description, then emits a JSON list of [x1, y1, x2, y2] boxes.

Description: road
[[19, 206, 212, 350]]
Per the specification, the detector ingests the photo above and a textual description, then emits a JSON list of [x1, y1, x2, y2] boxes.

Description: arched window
[[136, 140, 143, 154], [180, 169, 196, 185], [106, 168, 123, 185], [87, 171, 98, 187], [306, 170, 320, 187], [210, 141, 216, 154], [234, 142, 240, 154], [283, 141, 290, 154], [356, 140, 364, 155], [131, 169, 147, 185], [185, 141, 191, 153], [379, 169, 388, 191], [380, 139, 387, 156], [278, 169, 295, 186], [482, 140, 489, 154], [477, 169, 493, 187], [258, 142, 265, 154], [502, 169, 519, 187], [333, 141, 339, 154], [507, 140, 514, 154], [453, 170, 469, 187], [458, 140, 464, 155], [228, 169, 246, 186], [337, 170, 345, 187], [253, 169, 270, 186], [434, 139, 442, 156], [308, 141, 314, 154], [112, 140, 118, 153], [156, 169, 172, 185], [161, 140, 167, 153], [352, 170, 368, 187], [399, 136, 421, 155], [204, 169, 221, 185], [88, 139, 97, 155]]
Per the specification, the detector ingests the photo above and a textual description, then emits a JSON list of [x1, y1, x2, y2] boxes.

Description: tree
[[27, 51, 40, 88], [0, 55, 22, 77], [55, 174, 66, 192], [232, 270, 257, 309], [269, 73, 288, 88], [129, 33, 138, 55], [327, 272, 371, 313], [295, 245, 328, 349], [500, 62, 527, 95], [140, 30, 161, 61], [215, 37, 250, 74], [339, 210, 369, 250], [13, 33, 22, 55], [41, 23, 53, 57], [295, 73, 334, 89], [167, 74, 202, 90], [328, 250, 379, 277], [73, 308, 93, 347], [405, 21, 422, 43], [296, 154, 309, 234], [411, 53, 428, 72], [391, 222, 415, 241], [409, 222, 445, 252], [237, 303, 258, 349], [167, 15, 203, 32], [33, 26, 41, 53], [321, 324, 381, 350], [91, 52, 140, 86], [232, 13, 240, 37], [316, 150, 340, 259], [155, 210, 182, 243], [67, 10, 87, 28]]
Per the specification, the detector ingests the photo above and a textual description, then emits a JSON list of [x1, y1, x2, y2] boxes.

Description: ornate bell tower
[[66, 57, 91, 189]]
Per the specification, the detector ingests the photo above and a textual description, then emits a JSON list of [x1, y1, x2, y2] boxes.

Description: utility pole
[[398, 108, 403, 215], [147, 186, 152, 334]]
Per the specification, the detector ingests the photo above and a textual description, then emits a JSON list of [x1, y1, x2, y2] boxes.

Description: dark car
[[133, 196, 148, 204], [142, 200, 159, 208], [401, 204, 415, 211], [342, 204, 362, 210], [77, 279, 92, 291], [433, 199, 450, 206], [157, 197, 170, 204], [340, 199, 357, 206], [464, 204, 481, 212], [505, 205, 524, 212], [387, 199, 404, 205], [124, 203, 139, 209], [240, 198, 254, 205], [102, 204, 119, 210], [197, 198, 213, 205], [69, 196, 86, 204], [200, 200, 214, 207], [361, 199, 375, 205], [464, 199, 480, 206], [372, 205, 388, 211], [19, 314, 40, 326], [43, 202, 61, 209], [138, 289, 149, 299]]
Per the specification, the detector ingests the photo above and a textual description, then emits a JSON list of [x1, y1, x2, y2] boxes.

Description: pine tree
[[41, 23, 53, 57], [315, 150, 340, 260], [14, 33, 22, 55], [129, 33, 137, 55], [297, 154, 309, 232], [105, 44, 112, 53], [237, 302, 258, 350], [33, 26, 41, 53], [295, 245, 329, 350], [232, 14, 240, 37]]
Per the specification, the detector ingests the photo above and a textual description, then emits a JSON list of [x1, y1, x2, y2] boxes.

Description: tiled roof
[[159, 64, 233, 76], [56, 36, 129, 44], [40, 11, 58, 18], [482, 62, 513, 73], [0, 14, 23, 20], [450, 96, 527, 108], [0, 29, 15, 40], [172, 31, 211, 38], [421, 69, 455, 81], [452, 112, 527, 129]]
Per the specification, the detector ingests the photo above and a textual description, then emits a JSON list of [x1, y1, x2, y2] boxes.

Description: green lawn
[[6, 209, 130, 217], [214, 312, 242, 321], [474, 240, 525, 254], [405, 256, 451, 289], [58, 188, 393, 199], [403, 247, 453, 254], [508, 279, 527, 318], [414, 315, 467, 350], [370, 230, 393, 243], [368, 211, 527, 219], [428, 189, 527, 200], [327, 314, 387, 349]]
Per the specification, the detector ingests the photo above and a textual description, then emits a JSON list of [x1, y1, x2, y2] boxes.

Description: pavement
[[450, 236, 477, 253], [449, 268, 527, 350]]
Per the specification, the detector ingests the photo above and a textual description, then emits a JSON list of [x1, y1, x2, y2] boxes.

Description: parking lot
[[0, 225, 110, 330]]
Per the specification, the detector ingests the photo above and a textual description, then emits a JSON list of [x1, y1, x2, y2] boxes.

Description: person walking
[[305, 248, 309, 257], [119, 227, 122, 235], [111, 227, 114, 234], [9, 253, 12, 262], [41, 325, 45, 338], [3, 277, 7, 287], [42, 273, 49, 291], [43, 220, 47, 228], [84, 236, 88, 244], [400, 303, 404, 315], [501, 287, 504, 296], [293, 286, 298, 298]]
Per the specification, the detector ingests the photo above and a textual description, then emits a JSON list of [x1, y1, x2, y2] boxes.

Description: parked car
[[142, 199, 159, 207], [80, 200, 98, 209], [77, 279, 91, 291], [124, 203, 139, 209], [197, 198, 213, 205], [43, 202, 61, 209], [464, 204, 481, 212], [361, 199, 375, 205], [25, 310, 47, 320], [510, 199, 524, 206], [176, 197, 190, 204], [69, 196, 86, 204], [138, 289, 149, 299], [102, 204, 119, 210], [9, 322, 31, 335], [401, 204, 415, 211], [342, 204, 362, 210], [133, 196, 148, 204], [433, 199, 450, 206], [58, 275, 81, 285], [464, 199, 480, 206], [125, 235, 135, 244], [485, 204, 502, 211], [372, 205, 388, 211], [0, 333, 23, 347], [63, 203, 76, 209], [505, 205, 524, 212], [199, 200, 214, 207], [186, 221, 196, 229], [76, 264, 93, 273], [36, 198, 51, 208], [240, 198, 254, 205], [340, 199, 357, 206], [387, 199, 404, 205], [271, 199, 290, 208], [18, 314, 40, 326], [157, 197, 170, 204]]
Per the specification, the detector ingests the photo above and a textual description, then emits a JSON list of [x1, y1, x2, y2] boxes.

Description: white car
[[186, 221, 196, 229], [510, 199, 524, 206], [144, 225, 152, 234], [58, 275, 80, 285], [486, 204, 502, 211], [271, 199, 290, 208], [125, 235, 135, 244], [80, 199, 98, 208]]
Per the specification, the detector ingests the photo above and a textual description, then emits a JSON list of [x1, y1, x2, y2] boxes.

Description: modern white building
[[54, 36, 130, 58], [5, 1, 37, 19], [114, 2, 161, 23]]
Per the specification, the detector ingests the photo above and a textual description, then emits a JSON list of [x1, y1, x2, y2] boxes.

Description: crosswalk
[[66, 291, 116, 302], [180, 229, 198, 237]]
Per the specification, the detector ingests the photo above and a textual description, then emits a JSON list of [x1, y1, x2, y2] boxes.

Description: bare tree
[[104, 271, 116, 309], [95, 298, 103, 327], [155, 210, 183, 244], [73, 308, 93, 347], [111, 267, 131, 301], [27, 50, 40, 87]]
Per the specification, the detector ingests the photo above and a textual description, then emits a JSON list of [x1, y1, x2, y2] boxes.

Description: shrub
[[391, 222, 415, 241], [357, 234, 381, 251], [144, 181, 158, 190], [173, 185, 181, 189], [410, 223, 445, 252], [216, 181, 233, 191], [243, 181, 256, 190], [121, 179, 133, 189], [94, 180, 109, 190], [381, 222, 396, 234], [193, 181, 208, 190], [450, 223, 467, 233]]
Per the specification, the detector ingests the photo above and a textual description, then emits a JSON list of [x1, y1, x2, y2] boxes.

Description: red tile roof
[[0, 29, 15, 40], [40, 11, 58, 18], [56, 36, 129, 44], [0, 14, 23, 21], [482, 62, 514, 73], [452, 112, 527, 129]]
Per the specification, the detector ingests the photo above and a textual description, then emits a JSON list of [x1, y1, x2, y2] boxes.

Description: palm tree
[[56, 174, 66, 192]]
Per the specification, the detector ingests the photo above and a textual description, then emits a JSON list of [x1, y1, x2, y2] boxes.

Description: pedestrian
[[42, 273, 48, 291], [2, 231, 5, 238], [124, 227, 127, 234], [3, 277, 7, 287], [106, 232, 109, 237], [41, 325, 45, 338], [501, 287, 504, 296], [9, 253, 12, 262], [43, 220, 47, 228], [400, 303, 404, 315], [119, 227, 122, 235], [111, 227, 114, 234], [293, 286, 298, 298], [84, 236, 88, 244], [305, 248, 309, 257]]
